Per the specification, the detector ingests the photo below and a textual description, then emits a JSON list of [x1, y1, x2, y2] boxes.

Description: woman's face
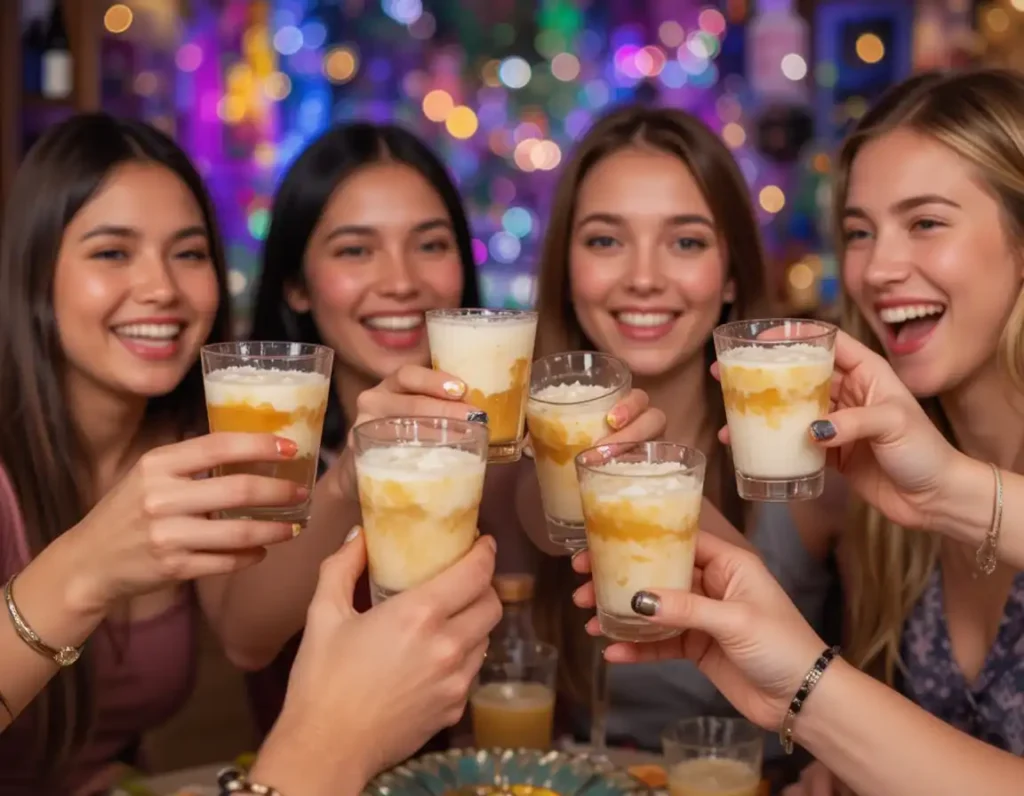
[[568, 146, 734, 378], [52, 161, 219, 400], [288, 162, 464, 382], [842, 128, 1024, 397]]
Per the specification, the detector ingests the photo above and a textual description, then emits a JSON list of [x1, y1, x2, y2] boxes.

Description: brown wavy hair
[[530, 104, 768, 708], [834, 68, 1024, 684]]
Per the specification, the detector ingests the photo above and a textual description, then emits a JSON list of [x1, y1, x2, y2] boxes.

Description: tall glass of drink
[[201, 341, 333, 529], [352, 417, 488, 604], [713, 319, 836, 502], [663, 717, 763, 796], [471, 640, 558, 750], [426, 309, 537, 464], [526, 352, 631, 551], [577, 442, 705, 643]]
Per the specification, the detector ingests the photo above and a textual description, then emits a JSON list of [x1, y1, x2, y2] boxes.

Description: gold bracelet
[[975, 463, 1004, 577], [0, 688, 13, 723], [4, 575, 83, 667]]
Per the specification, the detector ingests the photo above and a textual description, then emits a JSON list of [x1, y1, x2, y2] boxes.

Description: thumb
[[809, 402, 906, 449], [633, 587, 738, 640], [313, 525, 367, 618]]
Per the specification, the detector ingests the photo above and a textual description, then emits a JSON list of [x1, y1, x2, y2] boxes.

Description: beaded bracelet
[[779, 645, 841, 754], [217, 766, 283, 796]]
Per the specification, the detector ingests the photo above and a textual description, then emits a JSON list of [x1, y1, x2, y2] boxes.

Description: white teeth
[[616, 312, 676, 328], [114, 323, 182, 340], [878, 304, 945, 324], [364, 315, 424, 331]]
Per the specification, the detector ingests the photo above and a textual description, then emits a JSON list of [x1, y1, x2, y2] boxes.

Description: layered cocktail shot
[[201, 342, 333, 528], [577, 442, 705, 643], [713, 320, 836, 502], [526, 352, 630, 550], [426, 309, 537, 464], [352, 417, 488, 604]]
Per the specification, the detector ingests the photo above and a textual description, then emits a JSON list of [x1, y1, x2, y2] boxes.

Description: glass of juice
[[577, 442, 705, 643], [471, 640, 558, 750], [352, 417, 488, 604], [526, 351, 631, 551], [201, 341, 333, 529], [663, 717, 763, 796], [426, 309, 537, 464], [713, 319, 836, 502]]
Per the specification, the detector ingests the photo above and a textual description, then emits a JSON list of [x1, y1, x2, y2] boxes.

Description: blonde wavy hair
[[834, 68, 1024, 684]]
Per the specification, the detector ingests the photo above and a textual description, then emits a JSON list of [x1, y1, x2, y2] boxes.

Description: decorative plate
[[363, 748, 652, 796]]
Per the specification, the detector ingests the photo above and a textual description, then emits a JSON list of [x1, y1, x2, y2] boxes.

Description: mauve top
[[901, 566, 1024, 754], [0, 466, 199, 795]]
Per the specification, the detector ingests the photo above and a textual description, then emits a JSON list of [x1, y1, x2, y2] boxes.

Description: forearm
[[203, 487, 360, 669], [795, 659, 1023, 796], [250, 715, 369, 796], [0, 533, 106, 730], [929, 454, 1024, 569]]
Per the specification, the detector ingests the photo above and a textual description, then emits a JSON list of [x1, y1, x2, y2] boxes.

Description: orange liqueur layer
[[720, 365, 830, 427], [584, 499, 697, 544], [433, 356, 530, 444], [358, 479, 479, 535], [207, 399, 327, 434], [527, 412, 596, 466]]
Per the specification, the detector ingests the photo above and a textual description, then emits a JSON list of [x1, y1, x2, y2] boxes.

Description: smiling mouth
[[361, 314, 425, 332], [614, 311, 680, 328], [877, 303, 946, 348], [112, 322, 184, 345]]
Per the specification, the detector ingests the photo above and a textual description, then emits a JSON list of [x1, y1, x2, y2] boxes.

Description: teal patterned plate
[[363, 748, 651, 796]]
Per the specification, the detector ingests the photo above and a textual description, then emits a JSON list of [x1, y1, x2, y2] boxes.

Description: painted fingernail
[[484, 535, 497, 552], [290, 523, 303, 538], [809, 420, 837, 441], [344, 525, 362, 544], [467, 410, 488, 424], [631, 591, 660, 616], [276, 438, 298, 457], [606, 409, 624, 430], [443, 380, 467, 398]]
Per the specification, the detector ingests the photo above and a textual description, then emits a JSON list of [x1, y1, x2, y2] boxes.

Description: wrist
[[926, 452, 993, 545], [251, 713, 371, 796], [790, 657, 856, 752]]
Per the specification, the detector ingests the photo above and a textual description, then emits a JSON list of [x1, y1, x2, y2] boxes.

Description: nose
[[132, 251, 180, 306], [376, 249, 418, 300], [623, 243, 667, 297], [861, 234, 913, 290]]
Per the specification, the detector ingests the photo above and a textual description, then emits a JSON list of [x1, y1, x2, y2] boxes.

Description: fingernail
[[571, 548, 586, 562], [443, 380, 467, 398], [344, 525, 362, 544], [291, 523, 303, 538], [467, 410, 488, 425], [572, 586, 585, 603], [484, 535, 497, 552], [296, 486, 310, 498], [606, 409, 624, 430], [276, 438, 298, 457], [809, 420, 837, 441], [631, 591, 660, 616]]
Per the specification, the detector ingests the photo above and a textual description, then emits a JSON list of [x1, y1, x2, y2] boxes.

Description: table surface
[[141, 748, 770, 795]]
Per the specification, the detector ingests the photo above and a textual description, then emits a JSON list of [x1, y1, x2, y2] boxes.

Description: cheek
[[303, 263, 371, 351], [568, 250, 620, 310], [416, 254, 464, 306], [53, 266, 123, 332], [181, 266, 220, 320], [672, 257, 727, 305]]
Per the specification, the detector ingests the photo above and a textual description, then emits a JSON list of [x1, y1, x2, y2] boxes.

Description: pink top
[[0, 466, 199, 795]]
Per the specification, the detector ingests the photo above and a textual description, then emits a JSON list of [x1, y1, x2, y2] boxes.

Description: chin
[[612, 349, 685, 379]]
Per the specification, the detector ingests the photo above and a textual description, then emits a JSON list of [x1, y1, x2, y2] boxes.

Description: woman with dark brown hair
[[521, 105, 836, 767]]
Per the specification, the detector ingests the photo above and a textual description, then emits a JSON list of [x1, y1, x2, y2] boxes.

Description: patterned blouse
[[901, 567, 1024, 754]]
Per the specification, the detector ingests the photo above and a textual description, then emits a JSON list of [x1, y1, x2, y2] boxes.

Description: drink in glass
[[576, 442, 705, 643], [471, 640, 557, 750], [663, 717, 763, 796], [426, 309, 537, 464], [526, 352, 630, 551], [352, 417, 488, 604], [713, 320, 836, 502], [201, 342, 333, 528]]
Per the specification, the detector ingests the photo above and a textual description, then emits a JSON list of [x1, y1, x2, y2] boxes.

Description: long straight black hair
[[249, 122, 481, 449], [0, 113, 231, 776]]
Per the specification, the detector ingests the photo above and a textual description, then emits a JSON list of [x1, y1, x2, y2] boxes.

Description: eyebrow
[[79, 224, 207, 242], [575, 212, 715, 230], [324, 217, 452, 243], [843, 194, 961, 220]]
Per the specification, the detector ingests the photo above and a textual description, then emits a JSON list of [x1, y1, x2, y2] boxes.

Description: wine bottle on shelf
[[41, 0, 72, 100], [21, 14, 46, 95]]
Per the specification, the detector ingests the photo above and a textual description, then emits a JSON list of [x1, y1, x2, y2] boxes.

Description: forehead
[[846, 128, 986, 210], [67, 162, 204, 234], [575, 146, 712, 218], [321, 162, 450, 226]]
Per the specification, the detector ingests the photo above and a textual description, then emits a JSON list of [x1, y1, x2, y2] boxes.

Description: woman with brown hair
[[786, 68, 1024, 794], [520, 104, 835, 765]]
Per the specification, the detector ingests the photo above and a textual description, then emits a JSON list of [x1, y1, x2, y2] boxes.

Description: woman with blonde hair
[[787, 67, 1024, 794], [520, 104, 836, 770]]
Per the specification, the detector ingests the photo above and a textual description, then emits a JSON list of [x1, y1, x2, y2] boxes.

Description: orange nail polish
[[606, 410, 622, 430], [276, 438, 298, 457]]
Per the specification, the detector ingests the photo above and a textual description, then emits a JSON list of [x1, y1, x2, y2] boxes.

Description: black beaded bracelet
[[217, 766, 283, 796], [779, 645, 841, 755]]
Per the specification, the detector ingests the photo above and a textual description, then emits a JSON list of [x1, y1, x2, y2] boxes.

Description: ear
[[722, 278, 736, 304], [285, 280, 311, 314]]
